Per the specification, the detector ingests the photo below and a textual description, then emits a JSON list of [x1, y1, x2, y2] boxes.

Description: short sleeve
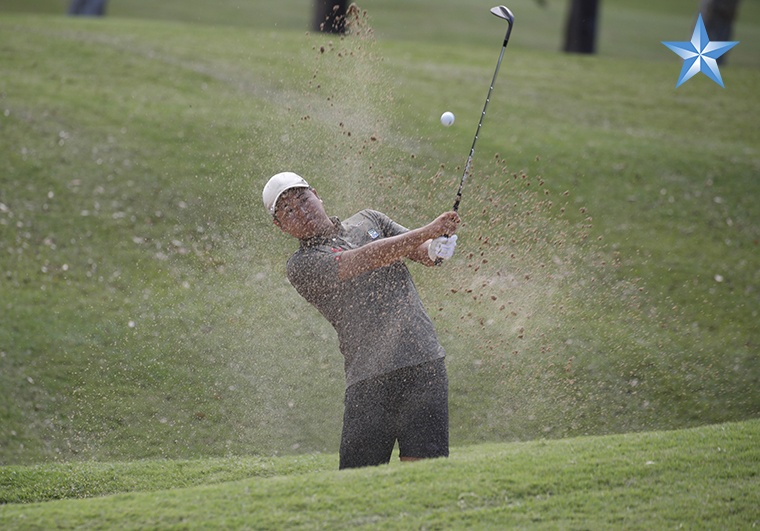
[[363, 210, 408, 238], [286, 247, 341, 306]]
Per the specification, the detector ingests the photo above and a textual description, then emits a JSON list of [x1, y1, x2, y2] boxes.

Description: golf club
[[451, 5, 515, 213]]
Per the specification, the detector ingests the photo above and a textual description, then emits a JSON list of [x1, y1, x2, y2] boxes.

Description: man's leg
[[339, 375, 397, 469], [397, 358, 449, 461]]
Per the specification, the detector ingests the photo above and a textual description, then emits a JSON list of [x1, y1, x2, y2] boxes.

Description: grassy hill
[[1, 0, 759, 473], [1, 420, 758, 528], [4, 0, 760, 66]]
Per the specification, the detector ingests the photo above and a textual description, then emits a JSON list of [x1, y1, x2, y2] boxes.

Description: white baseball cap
[[262, 172, 310, 216]]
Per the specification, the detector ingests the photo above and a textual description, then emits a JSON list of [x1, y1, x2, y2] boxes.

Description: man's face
[[273, 187, 332, 239]]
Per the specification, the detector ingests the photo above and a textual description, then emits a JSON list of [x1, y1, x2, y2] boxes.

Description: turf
[[0, 0, 759, 525], [1, 420, 758, 528]]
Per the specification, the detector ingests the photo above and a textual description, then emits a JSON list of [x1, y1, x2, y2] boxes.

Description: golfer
[[263, 172, 460, 469]]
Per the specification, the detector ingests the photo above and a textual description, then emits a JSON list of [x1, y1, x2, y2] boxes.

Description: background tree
[[563, 0, 600, 54], [700, 0, 742, 64], [313, 0, 348, 34]]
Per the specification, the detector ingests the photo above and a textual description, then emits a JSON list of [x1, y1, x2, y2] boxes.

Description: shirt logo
[[367, 229, 379, 239]]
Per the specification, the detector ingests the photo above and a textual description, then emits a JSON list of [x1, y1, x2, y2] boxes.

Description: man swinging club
[[263, 172, 460, 469]]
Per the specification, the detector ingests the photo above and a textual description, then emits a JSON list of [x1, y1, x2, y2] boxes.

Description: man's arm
[[337, 212, 459, 280], [408, 240, 436, 266]]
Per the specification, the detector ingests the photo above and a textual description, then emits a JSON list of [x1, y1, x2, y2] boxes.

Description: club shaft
[[452, 17, 513, 212]]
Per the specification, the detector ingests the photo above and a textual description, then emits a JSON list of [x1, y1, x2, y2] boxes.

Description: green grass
[[1, 420, 758, 528], [1, 0, 759, 465], [3, 0, 760, 65], [0, 0, 759, 526]]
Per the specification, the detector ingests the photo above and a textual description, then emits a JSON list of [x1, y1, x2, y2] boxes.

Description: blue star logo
[[662, 14, 739, 88]]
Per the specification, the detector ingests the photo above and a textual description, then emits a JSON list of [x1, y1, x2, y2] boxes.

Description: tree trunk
[[700, 0, 741, 65], [563, 0, 599, 54], [313, 0, 348, 34]]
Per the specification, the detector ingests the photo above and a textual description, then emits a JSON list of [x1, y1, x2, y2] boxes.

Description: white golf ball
[[440, 111, 455, 127]]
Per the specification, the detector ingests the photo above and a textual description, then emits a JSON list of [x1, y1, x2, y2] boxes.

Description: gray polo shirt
[[286, 209, 445, 387]]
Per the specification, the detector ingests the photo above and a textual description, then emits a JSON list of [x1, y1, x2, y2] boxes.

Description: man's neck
[[300, 216, 341, 245]]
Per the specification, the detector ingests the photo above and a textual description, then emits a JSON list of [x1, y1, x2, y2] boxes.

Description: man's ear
[[272, 217, 282, 229], [311, 187, 322, 202]]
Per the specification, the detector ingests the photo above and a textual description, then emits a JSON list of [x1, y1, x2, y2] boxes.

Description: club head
[[490, 5, 514, 25]]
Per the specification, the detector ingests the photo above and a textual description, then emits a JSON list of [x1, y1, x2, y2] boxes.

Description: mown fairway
[[1, 0, 759, 526], [1, 421, 758, 528]]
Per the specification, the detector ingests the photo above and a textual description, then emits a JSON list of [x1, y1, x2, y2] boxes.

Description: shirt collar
[[300, 216, 345, 248]]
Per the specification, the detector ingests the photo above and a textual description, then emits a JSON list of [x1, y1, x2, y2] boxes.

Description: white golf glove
[[428, 235, 458, 262]]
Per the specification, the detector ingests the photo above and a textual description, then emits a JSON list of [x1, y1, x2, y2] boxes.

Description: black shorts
[[339, 358, 449, 469]]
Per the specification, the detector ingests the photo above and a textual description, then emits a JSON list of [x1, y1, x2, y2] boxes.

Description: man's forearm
[[408, 240, 436, 266], [337, 228, 435, 280]]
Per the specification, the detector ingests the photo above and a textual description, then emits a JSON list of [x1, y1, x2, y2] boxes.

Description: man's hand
[[428, 235, 458, 262], [429, 211, 460, 238]]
